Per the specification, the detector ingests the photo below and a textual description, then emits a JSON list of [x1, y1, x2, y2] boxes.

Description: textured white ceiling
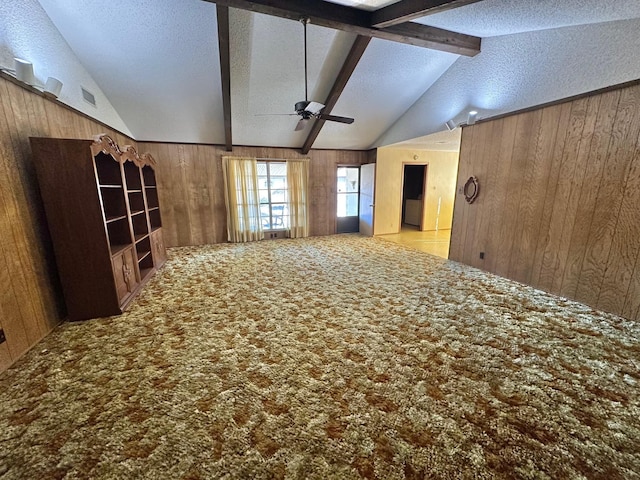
[[324, 0, 398, 11], [37, 0, 224, 143], [230, 10, 352, 147], [1, 0, 131, 135], [315, 38, 457, 149], [419, 0, 640, 37], [377, 17, 640, 147], [32, 0, 640, 150], [386, 129, 462, 152]]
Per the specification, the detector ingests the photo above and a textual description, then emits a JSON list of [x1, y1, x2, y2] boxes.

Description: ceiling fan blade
[[254, 113, 299, 116], [294, 118, 309, 131], [316, 113, 354, 124], [305, 101, 325, 115]]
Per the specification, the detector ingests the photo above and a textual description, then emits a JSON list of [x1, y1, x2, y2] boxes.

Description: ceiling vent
[[81, 87, 96, 107]]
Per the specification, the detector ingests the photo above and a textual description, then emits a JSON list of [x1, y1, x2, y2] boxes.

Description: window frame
[[336, 165, 360, 218], [257, 161, 288, 230]]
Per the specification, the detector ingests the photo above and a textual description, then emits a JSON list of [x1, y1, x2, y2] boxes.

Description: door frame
[[336, 165, 361, 234], [359, 163, 376, 236], [399, 162, 428, 232]]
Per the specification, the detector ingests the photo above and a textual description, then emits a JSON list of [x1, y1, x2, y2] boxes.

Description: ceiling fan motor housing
[[295, 101, 310, 114]]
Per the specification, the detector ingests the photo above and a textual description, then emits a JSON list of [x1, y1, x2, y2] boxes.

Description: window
[[258, 162, 289, 229], [337, 167, 359, 217]]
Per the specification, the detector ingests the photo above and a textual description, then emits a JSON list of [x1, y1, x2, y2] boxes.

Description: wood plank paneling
[[493, 113, 535, 279], [483, 115, 518, 275], [449, 125, 475, 261], [451, 81, 640, 321], [559, 90, 620, 299], [515, 105, 562, 285], [461, 121, 487, 267], [507, 108, 545, 283], [139, 143, 369, 247], [0, 75, 136, 372], [575, 86, 640, 306], [529, 102, 572, 286], [595, 86, 640, 314]]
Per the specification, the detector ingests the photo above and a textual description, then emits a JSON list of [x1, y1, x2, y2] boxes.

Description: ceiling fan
[[259, 18, 355, 132]]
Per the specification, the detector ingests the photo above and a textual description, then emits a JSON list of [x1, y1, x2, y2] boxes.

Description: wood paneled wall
[[450, 81, 640, 321], [137, 143, 370, 247], [0, 74, 134, 372]]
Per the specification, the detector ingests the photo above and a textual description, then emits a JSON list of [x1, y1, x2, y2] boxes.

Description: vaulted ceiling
[[36, 0, 640, 151]]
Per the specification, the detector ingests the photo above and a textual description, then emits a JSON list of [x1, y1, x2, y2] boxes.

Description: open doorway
[[372, 128, 461, 258], [401, 164, 427, 230], [336, 166, 360, 233]]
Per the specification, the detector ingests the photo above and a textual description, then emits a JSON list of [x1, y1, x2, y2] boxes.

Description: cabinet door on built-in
[[113, 247, 140, 303], [150, 229, 167, 267]]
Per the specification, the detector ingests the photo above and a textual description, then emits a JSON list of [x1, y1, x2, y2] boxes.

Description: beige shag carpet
[[0, 235, 639, 479]]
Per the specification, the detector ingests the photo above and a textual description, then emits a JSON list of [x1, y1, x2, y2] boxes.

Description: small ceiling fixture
[[44, 77, 63, 98], [445, 119, 457, 131], [14, 58, 36, 85], [467, 110, 478, 125], [0, 57, 64, 98]]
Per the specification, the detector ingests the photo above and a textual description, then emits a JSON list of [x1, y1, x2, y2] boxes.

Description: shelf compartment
[[100, 186, 127, 220], [106, 217, 132, 249], [132, 213, 149, 237], [94, 152, 122, 186], [142, 165, 157, 187], [149, 208, 162, 230], [145, 187, 159, 209], [105, 214, 128, 224], [139, 267, 153, 281], [128, 190, 145, 214], [123, 161, 142, 190], [110, 243, 131, 257], [135, 233, 149, 243]]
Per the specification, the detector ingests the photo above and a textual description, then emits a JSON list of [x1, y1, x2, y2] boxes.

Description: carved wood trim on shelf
[[90, 134, 156, 167]]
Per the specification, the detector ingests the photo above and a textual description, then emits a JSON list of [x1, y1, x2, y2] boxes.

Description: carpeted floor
[[0, 234, 639, 479]]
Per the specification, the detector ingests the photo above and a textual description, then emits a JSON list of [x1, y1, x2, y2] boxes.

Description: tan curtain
[[287, 159, 310, 238], [222, 156, 263, 242]]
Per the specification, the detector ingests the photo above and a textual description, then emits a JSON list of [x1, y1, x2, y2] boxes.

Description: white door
[[359, 163, 375, 236]]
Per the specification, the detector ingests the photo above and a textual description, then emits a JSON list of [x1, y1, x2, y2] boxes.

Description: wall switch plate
[[0, 329, 5, 344]]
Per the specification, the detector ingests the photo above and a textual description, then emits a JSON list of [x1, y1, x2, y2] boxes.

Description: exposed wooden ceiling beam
[[301, 35, 371, 154], [205, 0, 481, 56], [371, 0, 485, 28], [217, 5, 233, 151]]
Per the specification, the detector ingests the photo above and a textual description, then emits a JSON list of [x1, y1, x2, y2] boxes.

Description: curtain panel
[[287, 159, 310, 238], [222, 156, 263, 243]]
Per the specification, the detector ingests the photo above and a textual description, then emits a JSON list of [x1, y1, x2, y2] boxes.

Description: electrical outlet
[[479, 252, 485, 259], [0, 329, 5, 345]]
